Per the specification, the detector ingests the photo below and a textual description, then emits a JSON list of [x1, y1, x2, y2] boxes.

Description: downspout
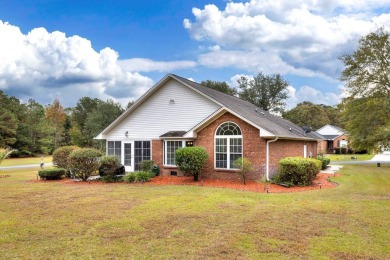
[[266, 137, 278, 181]]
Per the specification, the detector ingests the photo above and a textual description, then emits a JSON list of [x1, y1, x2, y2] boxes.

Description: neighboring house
[[316, 124, 348, 153], [96, 74, 320, 181]]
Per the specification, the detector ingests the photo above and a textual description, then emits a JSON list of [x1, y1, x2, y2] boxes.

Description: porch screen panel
[[134, 141, 151, 171]]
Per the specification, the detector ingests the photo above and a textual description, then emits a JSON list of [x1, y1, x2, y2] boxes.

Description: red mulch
[[145, 173, 339, 193], [32, 173, 339, 193]]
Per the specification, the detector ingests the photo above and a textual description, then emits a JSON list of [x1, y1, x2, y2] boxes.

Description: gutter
[[266, 137, 278, 181]]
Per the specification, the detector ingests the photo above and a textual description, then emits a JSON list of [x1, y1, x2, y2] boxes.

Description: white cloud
[[286, 85, 341, 109], [184, 1, 390, 79], [118, 58, 197, 72], [0, 20, 154, 107]]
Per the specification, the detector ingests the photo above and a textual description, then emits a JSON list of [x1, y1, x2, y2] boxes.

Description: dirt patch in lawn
[[145, 173, 338, 193], [32, 173, 338, 193]]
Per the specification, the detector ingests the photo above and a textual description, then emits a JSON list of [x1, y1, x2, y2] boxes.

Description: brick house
[[316, 125, 348, 153], [96, 74, 320, 181]]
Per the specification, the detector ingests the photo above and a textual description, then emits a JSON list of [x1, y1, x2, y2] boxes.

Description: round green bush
[[52, 146, 79, 175], [175, 146, 208, 181], [68, 148, 102, 181]]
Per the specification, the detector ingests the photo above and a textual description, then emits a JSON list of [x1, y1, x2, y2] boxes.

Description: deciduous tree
[[201, 80, 237, 96], [238, 72, 289, 114], [46, 98, 66, 150], [340, 28, 390, 150], [283, 102, 330, 130]]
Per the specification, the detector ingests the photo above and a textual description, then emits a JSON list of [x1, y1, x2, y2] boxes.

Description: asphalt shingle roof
[[171, 74, 319, 140], [160, 131, 187, 138]]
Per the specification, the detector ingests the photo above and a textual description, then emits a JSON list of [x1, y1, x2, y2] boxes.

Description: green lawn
[[0, 156, 52, 167], [0, 165, 389, 259], [324, 153, 374, 161]]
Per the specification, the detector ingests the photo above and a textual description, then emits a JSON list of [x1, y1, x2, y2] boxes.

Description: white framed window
[[107, 141, 121, 161], [163, 140, 195, 166], [215, 122, 242, 169]]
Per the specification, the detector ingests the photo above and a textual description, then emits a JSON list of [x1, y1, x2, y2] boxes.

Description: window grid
[[107, 141, 121, 161], [134, 141, 151, 171], [215, 122, 242, 169], [166, 141, 183, 166]]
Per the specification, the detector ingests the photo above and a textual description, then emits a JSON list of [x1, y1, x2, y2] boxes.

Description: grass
[[0, 165, 389, 259], [324, 153, 374, 161], [0, 156, 52, 167]]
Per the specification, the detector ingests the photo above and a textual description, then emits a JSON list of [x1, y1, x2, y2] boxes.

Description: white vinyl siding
[[105, 79, 221, 140]]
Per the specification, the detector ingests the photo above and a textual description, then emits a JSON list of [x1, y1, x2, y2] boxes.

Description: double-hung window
[[215, 122, 242, 169]]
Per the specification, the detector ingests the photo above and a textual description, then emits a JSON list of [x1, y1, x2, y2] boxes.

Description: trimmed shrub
[[38, 168, 66, 180], [123, 172, 137, 183], [140, 160, 154, 172], [98, 155, 122, 176], [233, 157, 254, 185], [273, 157, 321, 186], [175, 146, 208, 181], [68, 148, 102, 181], [136, 171, 151, 182], [52, 146, 79, 176]]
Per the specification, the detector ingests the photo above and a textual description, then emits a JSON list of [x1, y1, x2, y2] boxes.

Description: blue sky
[[0, 0, 389, 108]]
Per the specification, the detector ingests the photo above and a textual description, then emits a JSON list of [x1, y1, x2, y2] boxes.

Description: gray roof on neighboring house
[[160, 131, 187, 138], [170, 74, 319, 141], [309, 131, 327, 140], [322, 135, 341, 140]]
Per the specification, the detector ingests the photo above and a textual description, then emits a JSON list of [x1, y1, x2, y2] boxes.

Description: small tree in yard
[[233, 157, 254, 185], [175, 146, 208, 181], [68, 148, 102, 181]]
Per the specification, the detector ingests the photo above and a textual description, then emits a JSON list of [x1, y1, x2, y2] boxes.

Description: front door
[[124, 142, 134, 172]]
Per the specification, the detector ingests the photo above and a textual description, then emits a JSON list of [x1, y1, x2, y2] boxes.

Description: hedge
[[38, 168, 66, 180], [273, 157, 321, 186]]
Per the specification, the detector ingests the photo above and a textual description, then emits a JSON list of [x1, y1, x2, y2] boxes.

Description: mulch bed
[[145, 173, 339, 193], [32, 173, 339, 193]]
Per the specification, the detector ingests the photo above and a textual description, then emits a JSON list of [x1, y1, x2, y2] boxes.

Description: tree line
[[0, 94, 128, 157], [1, 28, 388, 154]]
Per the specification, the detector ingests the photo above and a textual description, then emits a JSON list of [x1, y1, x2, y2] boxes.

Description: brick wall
[[194, 112, 318, 181], [152, 139, 185, 176], [151, 140, 163, 174]]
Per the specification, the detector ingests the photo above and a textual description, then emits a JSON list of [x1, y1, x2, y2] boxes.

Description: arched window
[[215, 122, 242, 169]]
